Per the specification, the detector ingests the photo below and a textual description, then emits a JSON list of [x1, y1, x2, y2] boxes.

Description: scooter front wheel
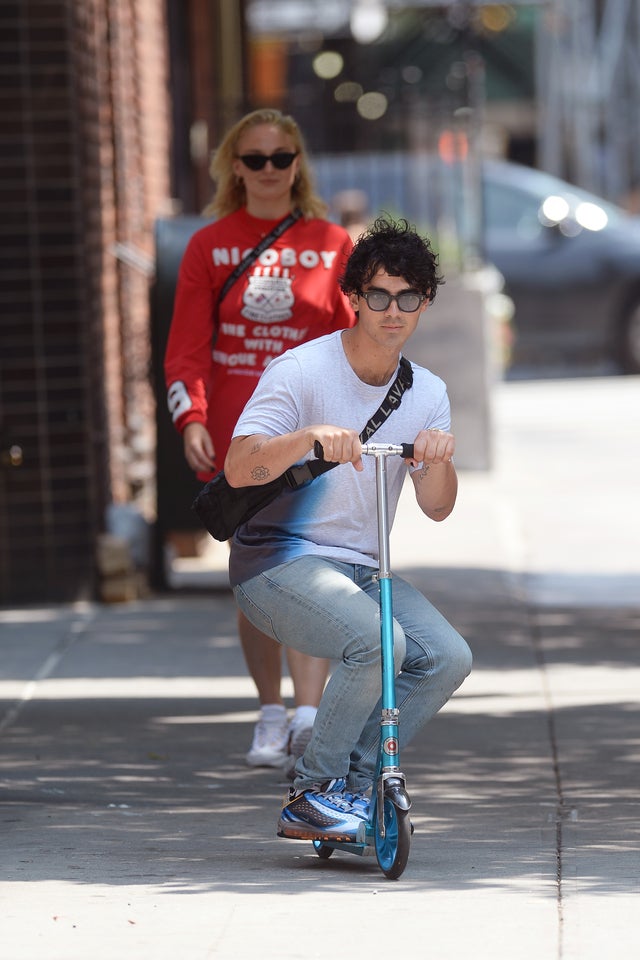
[[374, 796, 411, 880]]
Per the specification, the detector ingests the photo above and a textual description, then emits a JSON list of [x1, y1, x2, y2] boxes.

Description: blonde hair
[[204, 108, 328, 220]]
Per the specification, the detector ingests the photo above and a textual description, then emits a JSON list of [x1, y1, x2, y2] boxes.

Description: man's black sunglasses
[[359, 289, 425, 313], [238, 152, 299, 171]]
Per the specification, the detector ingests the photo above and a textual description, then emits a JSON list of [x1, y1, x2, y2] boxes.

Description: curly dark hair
[[340, 215, 444, 304]]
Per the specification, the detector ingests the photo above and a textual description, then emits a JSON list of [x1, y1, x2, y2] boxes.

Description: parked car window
[[484, 181, 542, 238]]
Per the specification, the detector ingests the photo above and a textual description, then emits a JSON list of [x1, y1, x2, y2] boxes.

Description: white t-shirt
[[228, 330, 450, 586]]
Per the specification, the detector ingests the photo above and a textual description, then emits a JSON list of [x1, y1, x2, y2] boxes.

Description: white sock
[[291, 705, 317, 729], [260, 703, 287, 723]]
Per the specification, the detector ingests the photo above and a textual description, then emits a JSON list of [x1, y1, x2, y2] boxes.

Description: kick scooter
[[311, 440, 414, 880]]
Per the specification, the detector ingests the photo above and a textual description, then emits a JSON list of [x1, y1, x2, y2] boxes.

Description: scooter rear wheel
[[312, 840, 334, 859], [374, 796, 411, 880]]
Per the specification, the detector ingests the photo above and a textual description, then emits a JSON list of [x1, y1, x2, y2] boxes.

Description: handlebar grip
[[314, 440, 325, 461], [401, 443, 414, 460]]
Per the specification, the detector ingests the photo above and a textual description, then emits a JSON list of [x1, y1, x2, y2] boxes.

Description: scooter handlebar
[[314, 440, 414, 460]]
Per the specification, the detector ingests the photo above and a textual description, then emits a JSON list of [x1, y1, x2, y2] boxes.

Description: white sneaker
[[288, 717, 314, 760], [246, 707, 289, 768], [283, 709, 316, 780]]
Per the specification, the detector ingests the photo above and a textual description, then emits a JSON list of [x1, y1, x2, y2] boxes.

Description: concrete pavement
[[1, 375, 639, 959]]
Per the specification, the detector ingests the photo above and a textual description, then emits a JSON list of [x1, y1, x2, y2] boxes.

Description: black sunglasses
[[359, 289, 425, 313], [237, 152, 299, 171]]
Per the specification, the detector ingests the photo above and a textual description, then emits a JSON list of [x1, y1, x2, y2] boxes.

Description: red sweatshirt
[[164, 208, 355, 479]]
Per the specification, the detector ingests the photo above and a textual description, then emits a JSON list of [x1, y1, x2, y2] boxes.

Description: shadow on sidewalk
[[1, 579, 639, 893]]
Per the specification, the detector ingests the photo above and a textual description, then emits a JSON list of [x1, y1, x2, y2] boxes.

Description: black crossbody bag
[[192, 357, 413, 541]]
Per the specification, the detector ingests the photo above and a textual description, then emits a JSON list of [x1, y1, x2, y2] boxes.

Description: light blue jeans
[[234, 555, 472, 793]]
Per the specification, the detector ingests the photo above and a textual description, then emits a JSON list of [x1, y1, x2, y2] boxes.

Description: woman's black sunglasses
[[238, 152, 299, 171]]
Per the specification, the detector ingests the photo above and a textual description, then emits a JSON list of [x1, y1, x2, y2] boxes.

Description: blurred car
[[313, 153, 640, 373], [481, 159, 640, 373]]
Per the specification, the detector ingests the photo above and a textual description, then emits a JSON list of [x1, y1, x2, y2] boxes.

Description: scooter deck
[[312, 838, 375, 858]]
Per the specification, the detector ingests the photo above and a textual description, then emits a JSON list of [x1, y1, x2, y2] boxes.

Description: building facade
[[0, 0, 172, 602]]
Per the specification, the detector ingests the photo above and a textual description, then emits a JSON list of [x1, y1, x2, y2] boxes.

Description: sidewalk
[[1, 376, 639, 960]]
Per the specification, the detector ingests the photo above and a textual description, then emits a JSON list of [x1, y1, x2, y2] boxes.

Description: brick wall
[[0, 0, 171, 603], [96, 0, 171, 514]]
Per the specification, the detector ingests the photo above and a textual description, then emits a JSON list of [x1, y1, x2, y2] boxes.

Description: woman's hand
[[183, 422, 216, 474]]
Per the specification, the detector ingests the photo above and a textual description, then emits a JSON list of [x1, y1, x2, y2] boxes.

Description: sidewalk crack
[[0, 610, 95, 735], [531, 609, 565, 960]]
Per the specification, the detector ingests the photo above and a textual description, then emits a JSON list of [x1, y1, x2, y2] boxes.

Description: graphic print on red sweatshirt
[[164, 208, 355, 477]]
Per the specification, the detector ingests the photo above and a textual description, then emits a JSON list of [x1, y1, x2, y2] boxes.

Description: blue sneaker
[[277, 778, 365, 841], [345, 790, 370, 820]]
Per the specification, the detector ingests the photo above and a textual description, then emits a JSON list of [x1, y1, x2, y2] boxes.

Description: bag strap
[[358, 355, 413, 444], [215, 208, 303, 309], [284, 356, 414, 489]]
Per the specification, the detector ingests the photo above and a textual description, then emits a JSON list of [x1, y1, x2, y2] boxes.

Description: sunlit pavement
[[1, 376, 638, 960]]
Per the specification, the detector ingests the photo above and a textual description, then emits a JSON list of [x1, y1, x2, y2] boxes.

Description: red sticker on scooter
[[383, 737, 399, 755]]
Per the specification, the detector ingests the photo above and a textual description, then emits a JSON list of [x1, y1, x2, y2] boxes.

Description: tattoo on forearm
[[251, 465, 270, 482], [417, 464, 430, 481]]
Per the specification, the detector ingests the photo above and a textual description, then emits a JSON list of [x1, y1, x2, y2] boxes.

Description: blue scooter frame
[[311, 441, 414, 880]]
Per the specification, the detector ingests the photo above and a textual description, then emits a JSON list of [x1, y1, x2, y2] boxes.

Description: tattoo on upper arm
[[251, 465, 270, 482], [250, 440, 264, 455]]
